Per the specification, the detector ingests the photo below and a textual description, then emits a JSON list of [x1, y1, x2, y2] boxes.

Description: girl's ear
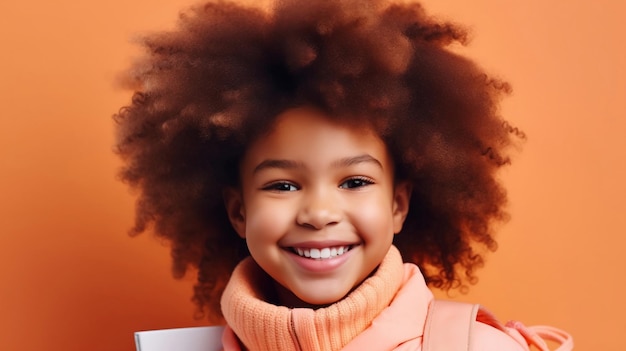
[[392, 181, 412, 234], [223, 187, 246, 238]]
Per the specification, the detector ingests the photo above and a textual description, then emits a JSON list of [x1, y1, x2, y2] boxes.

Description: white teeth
[[310, 248, 321, 259], [320, 248, 330, 259], [293, 246, 351, 260]]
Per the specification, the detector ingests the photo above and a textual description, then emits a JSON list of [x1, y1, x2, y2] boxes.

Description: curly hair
[[114, 0, 521, 322]]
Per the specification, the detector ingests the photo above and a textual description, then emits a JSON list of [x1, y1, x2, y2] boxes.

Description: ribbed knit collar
[[220, 245, 405, 351]]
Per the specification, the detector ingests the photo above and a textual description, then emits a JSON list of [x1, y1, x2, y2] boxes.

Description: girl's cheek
[[246, 200, 295, 234], [348, 195, 395, 233]]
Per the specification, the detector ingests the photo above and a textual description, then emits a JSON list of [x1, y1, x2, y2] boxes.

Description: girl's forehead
[[261, 107, 382, 146], [274, 107, 380, 136], [241, 107, 392, 169]]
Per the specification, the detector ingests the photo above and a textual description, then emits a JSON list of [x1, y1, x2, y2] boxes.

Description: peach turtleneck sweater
[[220, 245, 410, 351]]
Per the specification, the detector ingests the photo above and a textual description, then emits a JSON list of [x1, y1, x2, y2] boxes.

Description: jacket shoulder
[[423, 300, 531, 351]]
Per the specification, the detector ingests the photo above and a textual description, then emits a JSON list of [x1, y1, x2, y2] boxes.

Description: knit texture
[[221, 245, 405, 351]]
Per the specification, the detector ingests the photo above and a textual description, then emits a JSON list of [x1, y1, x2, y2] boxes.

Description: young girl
[[115, 0, 572, 350]]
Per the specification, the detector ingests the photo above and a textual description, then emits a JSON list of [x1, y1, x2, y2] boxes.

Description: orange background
[[1, 0, 624, 350]]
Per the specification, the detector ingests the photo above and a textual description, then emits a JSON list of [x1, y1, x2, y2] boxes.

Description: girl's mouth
[[291, 246, 353, 260]]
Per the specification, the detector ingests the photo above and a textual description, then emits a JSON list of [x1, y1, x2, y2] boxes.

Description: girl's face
[[225, 107, 410, 307]]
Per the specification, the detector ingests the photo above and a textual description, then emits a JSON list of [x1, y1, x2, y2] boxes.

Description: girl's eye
[[262, 182, 299, 192], [339, 177, 374, 189]]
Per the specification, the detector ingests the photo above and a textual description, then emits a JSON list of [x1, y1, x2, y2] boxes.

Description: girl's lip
[[283, 244, 358, 273], [282, 240, 359, 249]]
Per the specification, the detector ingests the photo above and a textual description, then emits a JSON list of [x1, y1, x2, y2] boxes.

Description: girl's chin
[[273, 281, 349, 309]]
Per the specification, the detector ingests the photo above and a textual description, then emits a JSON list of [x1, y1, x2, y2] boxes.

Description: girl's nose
[[296, 189, 342, 230]]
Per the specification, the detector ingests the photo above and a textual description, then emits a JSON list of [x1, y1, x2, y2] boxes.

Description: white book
[[134, 326, 225, 351]]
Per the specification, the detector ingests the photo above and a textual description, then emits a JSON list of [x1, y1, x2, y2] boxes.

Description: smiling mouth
[[291, 246, 353, 260]]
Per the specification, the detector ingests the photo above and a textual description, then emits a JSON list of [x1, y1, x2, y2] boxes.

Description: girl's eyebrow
[[253, 154, 383, 174], [332, 154, 383, 169], [253, 159, 304, 174]]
